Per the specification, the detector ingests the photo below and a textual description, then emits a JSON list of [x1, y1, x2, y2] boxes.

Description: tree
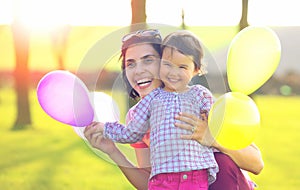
[[50, 25, 71, 70], [239, 0, 249, 31], [181, 8, 186, 29], [130, 0, 147, 31], [11, 16, 32, 130]]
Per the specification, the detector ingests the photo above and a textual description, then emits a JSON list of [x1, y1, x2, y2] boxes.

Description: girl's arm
[[84, 124, 150, 190], [175, 112, 264, 175], [108, 147, 150, 190]]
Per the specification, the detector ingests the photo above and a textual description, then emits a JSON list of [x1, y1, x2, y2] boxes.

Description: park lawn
[[1, 87, 300, 190], [0, 88, 135, 190], [249, 96, 300, 189]]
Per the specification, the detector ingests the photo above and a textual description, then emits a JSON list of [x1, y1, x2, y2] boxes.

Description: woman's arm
[[84, 123, 150, 190], [213, 142, 264, 175], [175, 112, 264, 175], [134, 148, 152, 173]]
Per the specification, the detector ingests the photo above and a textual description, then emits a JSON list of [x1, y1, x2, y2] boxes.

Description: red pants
[[209, 152, 254, 190]]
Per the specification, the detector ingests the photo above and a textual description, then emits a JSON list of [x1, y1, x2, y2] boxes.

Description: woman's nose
[[135, 62, 145, 74]]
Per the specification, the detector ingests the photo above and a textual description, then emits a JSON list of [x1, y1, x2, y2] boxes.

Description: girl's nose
[[168, 66, 180, 76]]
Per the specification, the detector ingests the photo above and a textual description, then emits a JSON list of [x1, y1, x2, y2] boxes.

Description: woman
[[84, 29, 264, 190]]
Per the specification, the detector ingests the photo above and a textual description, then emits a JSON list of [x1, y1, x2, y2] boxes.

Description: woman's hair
[[120, 29, 162, 99], [161, 30, 206, 74]]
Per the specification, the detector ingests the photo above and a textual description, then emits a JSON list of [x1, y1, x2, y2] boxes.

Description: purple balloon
[[37, 70, 94, 127]]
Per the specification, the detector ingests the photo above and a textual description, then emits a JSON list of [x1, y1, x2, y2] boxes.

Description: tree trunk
[[50, 25, 71, 70], [11, 20, 32, 130], [181, 8, 186, 29], [130, 0, 147, 31], [239, 0, 249, 31]]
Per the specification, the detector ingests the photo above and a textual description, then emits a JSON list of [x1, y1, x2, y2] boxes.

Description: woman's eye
[[126, 62, 135, 68], [144, 58, 155, 64]]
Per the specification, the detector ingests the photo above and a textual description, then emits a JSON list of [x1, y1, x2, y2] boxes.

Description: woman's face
[[124, 44, 162, 98]]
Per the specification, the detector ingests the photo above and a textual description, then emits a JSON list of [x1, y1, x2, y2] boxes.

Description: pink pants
[[148, 170, 208, 190]]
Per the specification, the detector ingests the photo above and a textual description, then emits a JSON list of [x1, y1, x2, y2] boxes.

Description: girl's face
[[160, 47, 199, 92], [124, 44, 162, 98]]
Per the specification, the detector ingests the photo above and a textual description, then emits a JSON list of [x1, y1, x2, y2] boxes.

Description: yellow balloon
[[227, 26, 281, 95], [208, 92, 260, 150]]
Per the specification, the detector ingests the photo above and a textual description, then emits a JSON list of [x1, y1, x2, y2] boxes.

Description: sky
[[0, 0, 299, 28]]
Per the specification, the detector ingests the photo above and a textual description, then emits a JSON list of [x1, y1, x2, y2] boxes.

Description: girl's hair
[[161, 30, 206, 74], [120, 30, 162, 99]]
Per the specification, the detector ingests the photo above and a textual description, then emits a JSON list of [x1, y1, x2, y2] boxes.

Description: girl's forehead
[[162, 47, 193, 62]]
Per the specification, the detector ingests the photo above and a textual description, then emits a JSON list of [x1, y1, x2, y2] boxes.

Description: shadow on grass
[[0, 128, 96, 189]]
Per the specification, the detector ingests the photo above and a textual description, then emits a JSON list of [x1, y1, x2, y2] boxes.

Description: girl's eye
[[162, 61, 171, 67], [179, 66, 188, 70]]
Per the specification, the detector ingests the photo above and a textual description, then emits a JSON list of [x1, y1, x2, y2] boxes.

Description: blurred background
[[0, 0, 299, 189]]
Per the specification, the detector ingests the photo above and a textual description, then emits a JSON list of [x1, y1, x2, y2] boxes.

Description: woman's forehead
[[126, 44, 158, 60]]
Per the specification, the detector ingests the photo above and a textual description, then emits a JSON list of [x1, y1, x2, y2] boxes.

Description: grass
[[1, 87, 300, 189], [249, 96, 300, 189], [0, 87, 135, 190]]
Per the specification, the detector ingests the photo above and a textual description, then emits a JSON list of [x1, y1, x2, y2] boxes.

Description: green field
[[1, 87, 300, 190]]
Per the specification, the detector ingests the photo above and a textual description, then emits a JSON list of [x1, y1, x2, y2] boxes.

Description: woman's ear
[[193, 68, 200, 76]]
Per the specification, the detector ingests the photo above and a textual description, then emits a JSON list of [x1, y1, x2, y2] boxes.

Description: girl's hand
[[175, 112, 216, 147], [84, 121, 117, 155]]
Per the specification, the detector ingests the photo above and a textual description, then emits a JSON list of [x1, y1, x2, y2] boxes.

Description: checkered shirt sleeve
[[192, 85, 214, 115], [103, 88, 160, 143]]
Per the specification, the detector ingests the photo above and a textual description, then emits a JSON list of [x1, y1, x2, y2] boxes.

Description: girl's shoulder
[[190, 84, 212, 94], [189, 85, 213, 100]]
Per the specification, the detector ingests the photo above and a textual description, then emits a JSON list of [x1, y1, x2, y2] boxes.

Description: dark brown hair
[[120, 33, 162, 99], [161, 30, 205, 73]]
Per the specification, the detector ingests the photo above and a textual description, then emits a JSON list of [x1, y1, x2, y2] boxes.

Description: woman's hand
[[175, 112, 216, 147], [84, 121, 117, 156], [175, 112, 264, 174]]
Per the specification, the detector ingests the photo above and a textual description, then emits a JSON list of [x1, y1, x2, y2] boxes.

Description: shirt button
[[182, 174, 188, 180]]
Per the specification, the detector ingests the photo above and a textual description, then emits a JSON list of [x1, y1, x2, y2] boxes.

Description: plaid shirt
[[104, 86, 218, 183]]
